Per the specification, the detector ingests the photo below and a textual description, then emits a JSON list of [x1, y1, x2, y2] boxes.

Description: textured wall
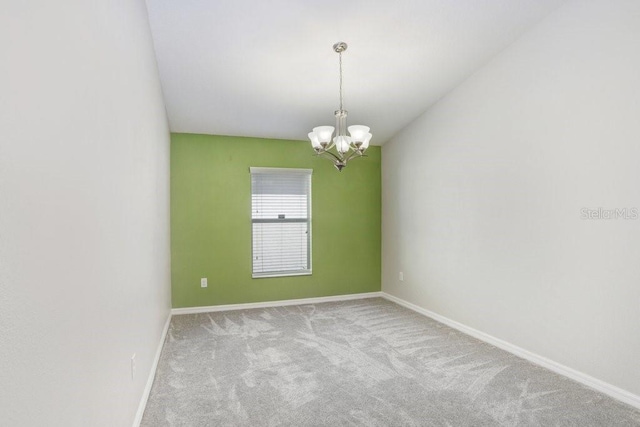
[[171, 133, 381, 308], [382, 0, 640, 398], [0, 1, 171, 425]]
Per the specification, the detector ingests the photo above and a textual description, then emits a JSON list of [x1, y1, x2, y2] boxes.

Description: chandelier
[[308, 42, 372, 171]]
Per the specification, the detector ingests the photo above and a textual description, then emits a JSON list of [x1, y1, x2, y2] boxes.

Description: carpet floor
[[141, 298, 640, 426]]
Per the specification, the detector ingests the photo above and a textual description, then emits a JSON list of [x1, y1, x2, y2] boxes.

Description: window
[[250, 167, 312, 278]]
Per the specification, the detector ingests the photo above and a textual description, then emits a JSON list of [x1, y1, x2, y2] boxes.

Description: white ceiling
[[146, 0, 565, 145]]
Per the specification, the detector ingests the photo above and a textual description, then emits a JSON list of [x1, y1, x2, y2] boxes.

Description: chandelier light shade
[[308, 42, 372, 171]]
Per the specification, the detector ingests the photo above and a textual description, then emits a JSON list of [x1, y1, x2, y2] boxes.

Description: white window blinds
[[250, 167, 312, 278]]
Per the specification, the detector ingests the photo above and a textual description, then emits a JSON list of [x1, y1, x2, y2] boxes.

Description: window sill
[[252, 271, 312, 279]]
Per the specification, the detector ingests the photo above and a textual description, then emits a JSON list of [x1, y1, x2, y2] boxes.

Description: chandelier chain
[[339, 51, 343, 111]]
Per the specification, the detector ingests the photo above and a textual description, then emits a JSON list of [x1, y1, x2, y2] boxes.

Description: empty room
[[2, 0, 639, 426]]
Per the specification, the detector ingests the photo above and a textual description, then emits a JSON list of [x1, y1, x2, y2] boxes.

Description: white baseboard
[[171, 291, 383, 316], [381, 292, 640, 410], [132, 312, 172, 427]]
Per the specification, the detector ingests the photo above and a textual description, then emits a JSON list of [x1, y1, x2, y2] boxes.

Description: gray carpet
[[141, 298, 640, 426]]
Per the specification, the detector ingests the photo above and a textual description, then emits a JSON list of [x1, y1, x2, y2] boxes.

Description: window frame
[[250, 167, 312, 279]]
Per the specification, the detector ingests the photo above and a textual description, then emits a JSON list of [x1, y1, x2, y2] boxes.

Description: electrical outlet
[[131, 353, 136, 380], [201, 278, 207, 288], [399, 272, 404, 281]]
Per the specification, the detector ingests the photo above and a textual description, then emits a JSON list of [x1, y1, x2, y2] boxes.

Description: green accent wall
[[171, 133, 381, 308]]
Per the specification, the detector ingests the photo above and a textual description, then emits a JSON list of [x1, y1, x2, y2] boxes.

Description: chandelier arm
[[318, 150, 345, 163], [343, 150, 364, 163]]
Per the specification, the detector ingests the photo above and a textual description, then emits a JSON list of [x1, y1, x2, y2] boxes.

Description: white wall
[[383, 0, 640, 400], [0, 1, 171, 426]]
